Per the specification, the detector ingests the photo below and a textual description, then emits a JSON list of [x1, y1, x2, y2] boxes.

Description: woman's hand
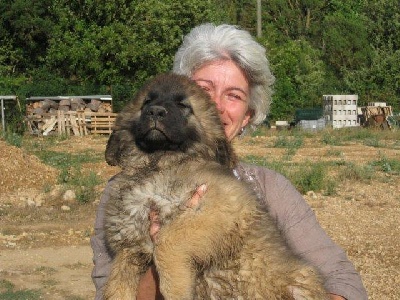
[[149, 184, 207, 242]]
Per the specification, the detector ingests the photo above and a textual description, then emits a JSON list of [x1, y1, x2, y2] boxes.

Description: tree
[[361, 0, 400, 50], [344, 45, 400, 107], [46, 0, 225, 88], [265, 39, 327, 120], [262, 0, 327, 40], [321, 11, 371, 77], [0, 0, 55, 73]]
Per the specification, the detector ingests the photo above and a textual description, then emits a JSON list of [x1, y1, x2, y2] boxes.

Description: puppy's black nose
[[147, 105, 167, 119]]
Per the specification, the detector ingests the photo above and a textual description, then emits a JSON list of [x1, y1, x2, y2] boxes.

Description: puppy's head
[[106, 73, 235, 168]]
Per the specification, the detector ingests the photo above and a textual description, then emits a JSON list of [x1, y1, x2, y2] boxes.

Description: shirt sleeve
[[90, 180, 115, 300], [241, 163, 368, 300]]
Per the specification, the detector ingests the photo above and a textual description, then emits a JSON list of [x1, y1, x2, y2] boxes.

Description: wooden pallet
[[87, 112, 117, 134], [57, 111, 88, 136]]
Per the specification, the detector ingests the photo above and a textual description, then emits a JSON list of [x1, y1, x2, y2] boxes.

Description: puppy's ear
[[215, 139, 237, 169], [105, 130, 122, 166]]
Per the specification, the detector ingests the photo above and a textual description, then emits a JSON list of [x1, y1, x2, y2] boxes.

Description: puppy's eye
[[178, 102, 190, 109], [143, 95, 153, 106]]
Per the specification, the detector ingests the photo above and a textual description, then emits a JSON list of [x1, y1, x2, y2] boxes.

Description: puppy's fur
[[103, 73, 327, 299]]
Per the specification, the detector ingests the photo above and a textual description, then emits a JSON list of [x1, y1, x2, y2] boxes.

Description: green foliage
[[339, 162, 374, 182], [344, 45, 400, 106], [0, 279, 41, 299], [0, 0, 55, 73], [46, 0, 225, 87], [0, 131, 23, 147], [322, 12, 371, 75], [363, 138, 385, 148], [32, 150, 101, 170], [273, 134, 303, 157], [29, 147, 103, 203], [266, 39, 327, 120], [291, 162, 327, 194], [243, 154, 335, 195], [62, 168, 102, 204], [320, 130, 343, 146], [371, 156, 400, 175]]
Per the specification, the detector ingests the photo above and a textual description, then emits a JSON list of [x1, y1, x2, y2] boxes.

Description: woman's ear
[[241, 109, 252, 129]]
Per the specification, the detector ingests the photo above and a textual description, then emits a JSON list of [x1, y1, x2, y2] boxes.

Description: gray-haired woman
[[91, 23, 368, 300]]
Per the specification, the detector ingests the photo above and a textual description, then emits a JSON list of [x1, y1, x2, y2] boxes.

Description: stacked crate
[[323, 95, 359, 129]]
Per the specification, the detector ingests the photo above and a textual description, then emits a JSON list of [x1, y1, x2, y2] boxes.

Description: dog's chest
[[120, 167, 195, 221]]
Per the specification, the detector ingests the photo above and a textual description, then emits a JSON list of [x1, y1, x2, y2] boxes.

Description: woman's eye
[[199, 85, 211, 92], [228, 93, 243, 101]]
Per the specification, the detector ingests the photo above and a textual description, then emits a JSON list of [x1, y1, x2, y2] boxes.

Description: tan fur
[[103, 73, 328, 299]]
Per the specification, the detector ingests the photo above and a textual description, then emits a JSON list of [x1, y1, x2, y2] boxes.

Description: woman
[[91, 23, 368, 299]]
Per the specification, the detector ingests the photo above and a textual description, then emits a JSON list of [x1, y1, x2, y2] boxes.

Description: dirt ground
[[0, 134, 399, 299]]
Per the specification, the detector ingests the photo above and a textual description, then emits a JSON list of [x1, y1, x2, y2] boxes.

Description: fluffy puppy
[[103, 73, 327, 300]]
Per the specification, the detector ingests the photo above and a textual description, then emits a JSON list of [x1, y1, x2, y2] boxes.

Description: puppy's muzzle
[[146, 105, 167, 121]]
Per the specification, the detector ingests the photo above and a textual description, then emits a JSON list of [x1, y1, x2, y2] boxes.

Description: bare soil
[[0, 134, 399, 299]]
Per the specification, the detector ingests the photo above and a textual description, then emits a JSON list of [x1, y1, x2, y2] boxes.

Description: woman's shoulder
[[236, 161, 290, 186], [236, 161, 304, 208]]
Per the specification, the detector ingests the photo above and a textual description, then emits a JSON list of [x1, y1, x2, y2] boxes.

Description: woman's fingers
[[149, 209, 161, 242], [149, 184, 208, 242], [186, 184, 207, 208]]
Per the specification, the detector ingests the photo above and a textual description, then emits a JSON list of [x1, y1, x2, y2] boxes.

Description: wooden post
[[1, 98, 4, 131], [257, 0, 262, 38], [57, 110, 62, 135]]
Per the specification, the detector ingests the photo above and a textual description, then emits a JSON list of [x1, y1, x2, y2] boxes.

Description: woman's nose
[[212, 94, 225, 113]]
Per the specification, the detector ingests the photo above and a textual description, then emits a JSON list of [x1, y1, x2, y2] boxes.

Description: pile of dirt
[[0, 140, 59, 194]]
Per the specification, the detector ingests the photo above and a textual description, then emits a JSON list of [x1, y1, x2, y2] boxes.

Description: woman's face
[[191, 60, 251, 141]]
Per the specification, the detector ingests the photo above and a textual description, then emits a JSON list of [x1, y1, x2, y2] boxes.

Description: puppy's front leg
[[153, 234, 196, 300], [103, 248, 145, 300], [153, 201, 242, 300]]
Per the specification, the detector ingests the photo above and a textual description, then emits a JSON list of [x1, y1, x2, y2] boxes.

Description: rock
[[61, 205, 71, 211], [27, 198, 36, 207], [306, 190, 317, 199], [62, 190, 76, 203], [34, 193, 45, 207], [49, 185, 63, 199]]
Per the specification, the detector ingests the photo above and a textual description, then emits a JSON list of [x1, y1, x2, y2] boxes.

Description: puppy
[[103, 73, 327, 299]]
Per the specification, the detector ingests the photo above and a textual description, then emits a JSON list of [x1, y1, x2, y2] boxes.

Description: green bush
[[371, 156, 400, 175], [0, 279, 41, 300], [291, 162, 327, 194], [27, 145, 103, 203], [273, 134, 303, 157], [0, 130, 23, 147], [339, 163, 374, 182]]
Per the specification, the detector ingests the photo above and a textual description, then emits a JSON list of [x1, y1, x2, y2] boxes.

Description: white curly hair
[[173, 23, 275, 127]]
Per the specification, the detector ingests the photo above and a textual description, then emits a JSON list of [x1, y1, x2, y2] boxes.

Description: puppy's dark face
[[106, 73, 234, 168], [133, 80, 198, 152]]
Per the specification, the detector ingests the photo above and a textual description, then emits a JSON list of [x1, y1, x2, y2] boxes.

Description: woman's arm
[[237, 163, 368, 300], [91, 182, 114, 300]]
